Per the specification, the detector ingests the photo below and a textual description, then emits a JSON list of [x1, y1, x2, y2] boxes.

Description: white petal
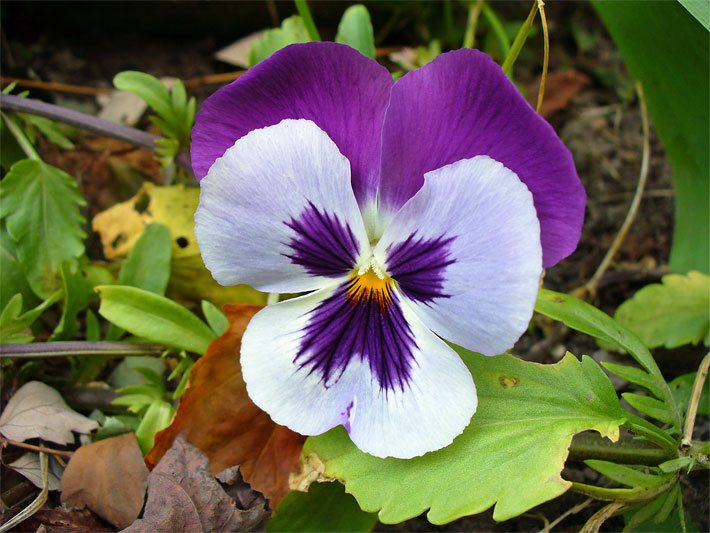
[[374, 155, 543, 355], [240, 285, 477, 459], [195, 119, 369, 293]]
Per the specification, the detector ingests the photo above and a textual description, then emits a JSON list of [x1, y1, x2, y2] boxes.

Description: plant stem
[[0, 94, 191, 171], [501, 1, 538, 74], [295, 0, 321, 41], [681, 352, 710, 448], [569, 432, 676, 466], [0, 453, 48, 533], [0, 341, 164, 359], [535, 0, 549, 113], [571, 474, 677, 502], [1, 437, 72, 458], [481, 3, 511, 60], [463, 0, 484, 49], [1, 111, 40, 160]]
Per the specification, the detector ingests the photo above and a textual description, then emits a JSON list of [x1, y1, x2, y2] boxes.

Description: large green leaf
[[615, 271, 710, 349], [305, 351, 625, 524], [593, 1, 710, 273], [0, 159, 86, 298], [335, 5, 376, 58], [268, 482, 378, 532], [249, 16, 311, 66], [96, 285, 216, 354]]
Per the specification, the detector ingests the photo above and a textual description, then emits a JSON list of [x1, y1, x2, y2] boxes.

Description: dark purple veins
[[284, 202, 361, 278], [295, 278, 417, 392], [386, 233, 456, 304]]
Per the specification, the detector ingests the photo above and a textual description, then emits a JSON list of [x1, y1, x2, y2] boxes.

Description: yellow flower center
[[346, 269, 394, 310]]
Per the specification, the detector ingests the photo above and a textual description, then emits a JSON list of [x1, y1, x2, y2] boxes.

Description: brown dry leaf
[[529, 69, 592, 118], [145, 304, 306, 507], [61, 433, 148, 529], [0, 381, 98, 445], [123, 435, 268, 532], [5, 508, 112, 533]]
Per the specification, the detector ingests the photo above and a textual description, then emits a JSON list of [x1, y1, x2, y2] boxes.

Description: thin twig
[[0, 94, 192, 171], [535, 0, 549, 113], [183, 71, 245, 90], [583, 81, 651, 299], [545, 498, 594, 531], [580, 501, 627, 533], [463, 0, 484, 49], [681, 352, 710, 448], [0, 111, 40, 160], [1, 437, 73, 458], [0, 341, 164, 359], [0, 76, 111, 96], [0, 452, 48, 533]]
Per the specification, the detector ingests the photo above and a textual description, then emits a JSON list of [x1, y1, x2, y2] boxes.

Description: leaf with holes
[[305, 351, 625, 524]]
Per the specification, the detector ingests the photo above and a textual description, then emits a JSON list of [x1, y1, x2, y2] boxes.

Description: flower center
[[347, 268, 394, 310]]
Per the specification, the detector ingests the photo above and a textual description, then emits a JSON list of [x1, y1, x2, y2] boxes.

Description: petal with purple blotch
[[191, 42, 393, 206], [377, 49, 585, 267], [195, 119, 369, 293], [374, 155, 542, 356], [241, 282, 476, 459]]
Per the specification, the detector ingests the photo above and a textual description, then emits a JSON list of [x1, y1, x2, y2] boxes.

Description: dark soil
[[1, 1, 707, 532]]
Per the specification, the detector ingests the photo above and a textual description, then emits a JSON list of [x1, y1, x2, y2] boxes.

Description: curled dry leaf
[[7, 508, 113, 533], [61, 432, 148, 529], [146, 304, 306, 507], [0, 381, 98, 445], [123, 435, 269, 532], [528, 69, 591, 118], [8, 452, 62, 491]]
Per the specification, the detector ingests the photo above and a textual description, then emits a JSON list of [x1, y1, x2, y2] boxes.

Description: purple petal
[[191, 42, 393, 206], [377, 49, 585, 267]]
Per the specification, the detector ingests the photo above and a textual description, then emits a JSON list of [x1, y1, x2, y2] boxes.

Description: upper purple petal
[[191, 42, 393, 205], [377, 49, 586, 267]]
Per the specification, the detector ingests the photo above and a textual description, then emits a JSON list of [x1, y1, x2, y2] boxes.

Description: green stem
[[295, 0, 321, 41], [0, 341, 164, 359], [1, 111, 40, 160], [462, 0, 484, 49], [501, 1, 538, 74], [571, 474, 677, 502], [481, 3, 511, 60], [569, 432, 676, 466], [623, 413, 679, 453]]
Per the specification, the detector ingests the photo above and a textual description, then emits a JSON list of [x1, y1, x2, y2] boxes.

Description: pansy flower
[[193, 43, 585, 459]]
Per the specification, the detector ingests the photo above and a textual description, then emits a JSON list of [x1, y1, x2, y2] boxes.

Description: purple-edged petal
[[195, 119, 369, 293], [377, 49, 585, 267], [241, 285, 476, 459], [374, 156, 542, 356], [191, 42, 393, 206]]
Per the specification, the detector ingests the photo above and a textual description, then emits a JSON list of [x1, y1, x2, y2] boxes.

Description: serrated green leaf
[[135, 399, 174, 454], [306, 352, 626, 524], [119, 223, 172, 295], [615, 272, 710, 349], [201, 300, 228, 336], [96, 285, 216, 354], [335, 5, 376, 58], [0, 160, 86, 298], [1, 225, 36, 312], [50, 262, 91, 341], [249, 16, 311, 67], [585, 460, 665, 489], [593, 1, 709, 273], [113, 71, 175, 124], [623, 393, 675, 424], [268, 482, 378, 532]]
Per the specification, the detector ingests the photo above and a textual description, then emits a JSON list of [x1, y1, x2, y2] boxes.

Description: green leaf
[[50, 262, 91, 341], [119, 223, 172, 295], [623, 393, 675, 425], [306, 351, 626, 524], [93, 414, 140, 441], [0, 160, 86, 298], [1, 225, 36, 312], [335, 5, 376, 58], [602, 361, 666, 400], [593, 1, 709, 273], [0, 116, 26, 171], [615, 272, 710, 349], [22, 115, 75, 150], [96, 285, 216, 354], [668, 373, 710, 417], [113, 71, 175, 124], [678, 0, 710, 30], [109, 356, 167, 389], [201, 300, 228, 336], [135, 399, 174, 454], [658, 457, 692, 474], [585, 460, 665, 489], [0, 292, 62, 344], [268, 482, 378, 533], [249, 16, 311, 67]]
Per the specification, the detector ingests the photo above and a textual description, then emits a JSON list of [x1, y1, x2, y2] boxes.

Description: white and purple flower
[[193, 43, 585, 459]]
